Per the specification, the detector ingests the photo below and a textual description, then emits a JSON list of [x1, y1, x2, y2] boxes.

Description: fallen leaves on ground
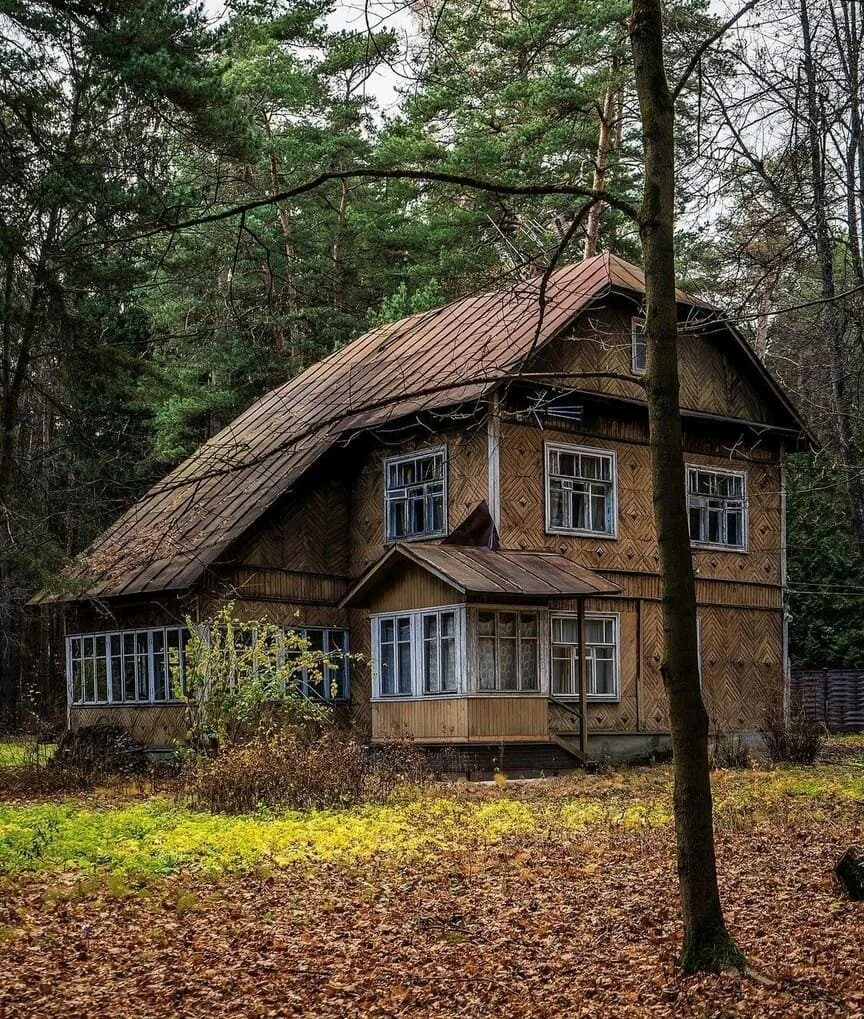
[[0, 764, 862, 1018]]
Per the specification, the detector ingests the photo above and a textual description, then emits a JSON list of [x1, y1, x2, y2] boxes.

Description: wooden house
[[35, 254, 810, 762]]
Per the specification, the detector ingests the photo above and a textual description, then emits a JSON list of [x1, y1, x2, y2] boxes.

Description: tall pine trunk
[[630, 0, 744, 972]]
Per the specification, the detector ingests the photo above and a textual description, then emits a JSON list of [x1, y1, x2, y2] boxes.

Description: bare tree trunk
[[630, 0, 744, 973], [584, 67, 619, 259]]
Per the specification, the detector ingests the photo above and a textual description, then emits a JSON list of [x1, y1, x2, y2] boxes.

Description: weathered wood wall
[[535, 303, 778, 424]]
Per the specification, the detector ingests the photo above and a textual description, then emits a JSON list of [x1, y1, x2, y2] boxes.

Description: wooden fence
[[791, 670, 864, 733]]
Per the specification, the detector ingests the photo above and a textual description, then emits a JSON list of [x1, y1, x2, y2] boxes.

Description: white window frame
[[66, 627, 187, 707], [549, 612, 621, 702], [471, 607, 547, 696], [370, 605, 466, 700], [686, 464, 748, 551], [383, 446, 448, 542], [544, 442, 618, 538], [631, 317, 647, 375]]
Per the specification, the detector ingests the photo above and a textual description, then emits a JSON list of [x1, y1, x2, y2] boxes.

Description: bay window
[[373, 607, 463, 697], [477, 610, 539, 692]]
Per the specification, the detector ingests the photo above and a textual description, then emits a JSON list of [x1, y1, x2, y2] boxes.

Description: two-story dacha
[[35, 254, 810, 763]]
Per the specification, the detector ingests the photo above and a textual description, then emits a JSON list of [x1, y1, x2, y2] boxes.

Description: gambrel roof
[[36, 253, 808, 603]]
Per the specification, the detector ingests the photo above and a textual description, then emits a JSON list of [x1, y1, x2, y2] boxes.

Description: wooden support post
[[578, 599, 589, 756]]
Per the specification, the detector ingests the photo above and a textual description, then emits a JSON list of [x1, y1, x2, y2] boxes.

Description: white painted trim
[[631, 317, 647, 376], [469, 606, 549, 695], [685, 463, 749, 552], [370, 604, 466, 700], [487, 395, 501, 529], [544, 440, 619, 538], [549, 611, 622, 703], [383, 444, 448, 543], [66, 625, 188, 709]]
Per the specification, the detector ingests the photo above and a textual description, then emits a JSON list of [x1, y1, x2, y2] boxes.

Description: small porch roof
[[340, 542, 622, 607]]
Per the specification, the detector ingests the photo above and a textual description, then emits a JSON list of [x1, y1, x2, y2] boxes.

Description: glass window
[[551, 615, 619, 699], [546, 444, 616, 535], [67, 627, 188, 706], [378, 615, 413, 696], [475, 611, 539, 692], [687, 467, 746, 549], [289, 628, 350, 702], [631, 318, 647, 374], [374, 608, 463, 697], [384, 448, 446, 540]]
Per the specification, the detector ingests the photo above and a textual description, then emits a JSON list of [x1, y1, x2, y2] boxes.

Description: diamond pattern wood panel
[[534, 304, 775, 424], [499, 421, 782, 587], [70, 705, 186, 748], [349, 426, 489, 577]]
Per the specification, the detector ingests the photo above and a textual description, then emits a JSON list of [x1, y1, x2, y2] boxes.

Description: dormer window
[[384, 447, 447, 540], [631, 318, 647, 375]]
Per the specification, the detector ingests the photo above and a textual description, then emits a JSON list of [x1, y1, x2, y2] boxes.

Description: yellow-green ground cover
[[1, 765, 861, 881], [1, 753, 863, 1018]]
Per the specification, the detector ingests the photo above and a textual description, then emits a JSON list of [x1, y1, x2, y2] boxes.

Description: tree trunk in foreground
[[630, 0, 744, 973]]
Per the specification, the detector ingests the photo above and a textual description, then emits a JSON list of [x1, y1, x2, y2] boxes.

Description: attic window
[[631, 318, 647, 375], [384, 447, 447, 541]]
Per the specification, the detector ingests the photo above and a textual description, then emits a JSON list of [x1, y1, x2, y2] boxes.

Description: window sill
[[372, 693, 463, 702], [384, 531, 448, 545], [551, 695, 621, 704], [691, 542, 748, 554], [471, 689, 545, 697], [545, 527, 618, 540]]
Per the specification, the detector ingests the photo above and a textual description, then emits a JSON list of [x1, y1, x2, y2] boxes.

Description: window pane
[[423, 636, 439, 694], [110, 635, 123, 702], [520, 639, 538, 690], [689, 505, 702, 540], [380, 641, 395, 696], [136, 633, 150, 700], [520, 614, 537, 638], [397, 637, 412, 694], [477, 612, 495, 637], [498, 639, 518, 691], [593, 656, 615, 697], [380, 619, 394, 643], [478, 637, 496, 690], [727, 509, 742, 547], [71, 657, 83, 704], [551, 649, 572, 696], [553, 618, 580, 644], [549, 482, 567, 528], [152, 631, 167, 701], [498, 613, 516, 638], [441, 637, 457, 692]]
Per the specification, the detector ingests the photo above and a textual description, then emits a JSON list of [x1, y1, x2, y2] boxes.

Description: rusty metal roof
[[341, 543, 622, 605], [35, 253, 802, 604]]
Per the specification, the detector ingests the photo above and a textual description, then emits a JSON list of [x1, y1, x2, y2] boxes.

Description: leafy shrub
[[54, 724, 149, 776], [179, 730, 429, 813], [759, 699, 826, 765], [177, 603, 344, 751]]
